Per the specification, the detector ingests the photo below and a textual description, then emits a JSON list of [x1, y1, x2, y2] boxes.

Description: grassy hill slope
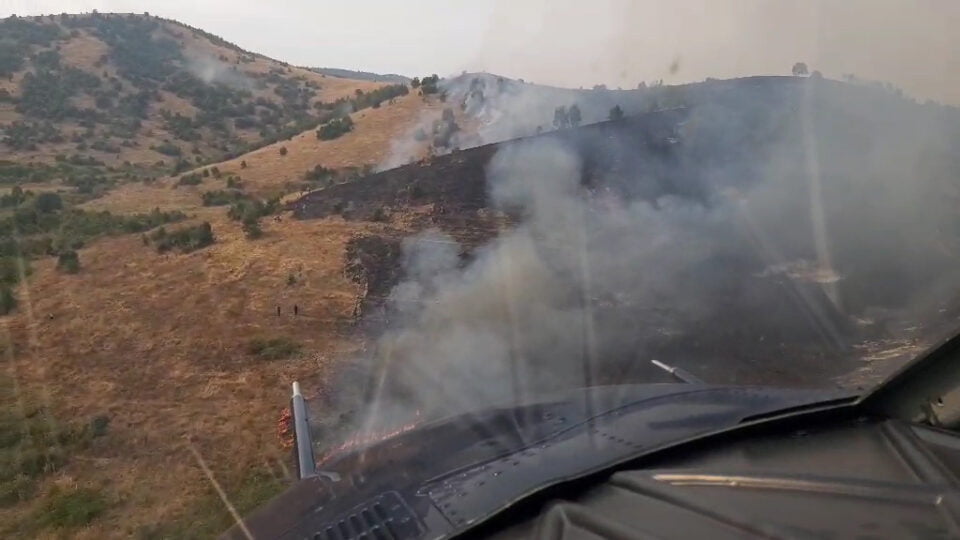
[[0, 13, 389, 174]]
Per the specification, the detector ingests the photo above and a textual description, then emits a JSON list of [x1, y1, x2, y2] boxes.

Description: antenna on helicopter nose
[[651, 359, 704, 384]]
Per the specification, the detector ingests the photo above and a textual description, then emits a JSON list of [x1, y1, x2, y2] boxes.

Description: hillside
[[0, 12, 441, 538], [311, 67, 409, 84], [0, 13, 393, 176]]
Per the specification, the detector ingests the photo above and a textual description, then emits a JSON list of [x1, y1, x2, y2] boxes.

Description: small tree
[[792, 62, 809, 77], [242, 217, 263, 239], [279, 146, 288, 156], [568, 104, 582, 127], [57, 250, 80, 274], [240, 160, 247, 169], [0, 287, 15, 315], [34, 192, 63, 213], [411, 77, 421, 88], [553, 106, 568, 129], [609, 105, 625, 121]]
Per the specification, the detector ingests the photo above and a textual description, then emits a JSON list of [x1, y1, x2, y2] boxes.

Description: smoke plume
[[325, 76, 960, 446]]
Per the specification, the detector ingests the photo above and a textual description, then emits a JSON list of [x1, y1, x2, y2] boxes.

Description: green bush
[[0, 475, 35, 507], [242, 218, 263, 239], [150, 222, 215, 253], [351, 83, 408, 109], [1, 18, 62, 48], [201, 189, 248, 207], [33, 192, 62, 213], [89, 415, 109, 438], [246, 337, 300, 360], [0, 287, 16, 315], [19, 208, 187, 252], [0, 399, 89, 512], [609, 104, 625, 121], [17, 68, 101, 120], [227, 197, 279, 223], [420, 74, 441, 95], [316, 116, 353, 140], [0, 257, 29, 286], [1, 121, 64, 150], [56, 250, 79, 274], [177, 173, 202, 186], [33, 487, 107, 529], [0, 43, 25, 77], [304, 164, 334, 183], [153, 142, 182, 157]]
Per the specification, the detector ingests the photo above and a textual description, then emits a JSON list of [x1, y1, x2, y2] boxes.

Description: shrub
[[201, 189, 247, 207], [351, 83, 408, 109], [56, 250, 79, 273], [609, 104, 625, 121], [0, 475, 35, 507], [0, 256, 29, 286], [150, 222, 214, 253], [304, 164, 333, 183], [316, 116, 353, 140], [176, 173, 202, 186], [227, 197, 279, 223], [34, 192, 62, 213], [153, 142, 182, 157], [33, 487, 107, 529], [420, 74, 440, 95], [242, 218, 263, 239], [278, 146, 287, 156], [247, 337, 300, 360], [0, 286, 16, 315], [89, 415, 109, 438]]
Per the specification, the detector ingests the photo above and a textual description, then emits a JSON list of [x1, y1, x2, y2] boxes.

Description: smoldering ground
[[317, 77, 960, 447]]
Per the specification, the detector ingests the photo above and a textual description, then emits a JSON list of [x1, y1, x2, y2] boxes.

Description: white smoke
[[184, 53, 253, 90], [334, 77, 960, 442]]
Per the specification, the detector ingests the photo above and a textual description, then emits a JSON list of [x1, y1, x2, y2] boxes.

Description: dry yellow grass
[[57, 31, 111, 73], [12, 113, 434, 532], [0, 201, 401, 535], [186, 92, 443, 197]]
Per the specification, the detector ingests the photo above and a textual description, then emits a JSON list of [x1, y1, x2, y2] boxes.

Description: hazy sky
[[5, 0, 960, 103]]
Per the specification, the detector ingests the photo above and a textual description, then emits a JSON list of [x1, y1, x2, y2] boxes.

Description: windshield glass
[[2, 1, 959, 536]]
